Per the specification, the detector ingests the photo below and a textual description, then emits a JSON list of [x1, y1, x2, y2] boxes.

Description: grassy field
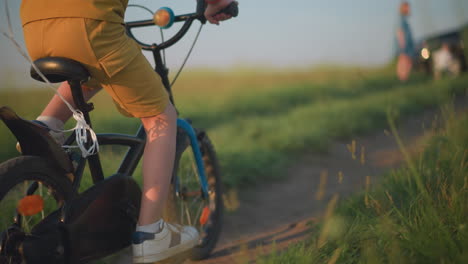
[[258, 106, 468, 264], [0, 68, 467, 190]]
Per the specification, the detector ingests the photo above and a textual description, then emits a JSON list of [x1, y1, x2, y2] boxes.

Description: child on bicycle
[[19, 0, 234, 262]]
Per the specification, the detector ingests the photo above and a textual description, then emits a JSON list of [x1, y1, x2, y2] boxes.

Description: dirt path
[[110, 97, 467, 264], [193, 98, 467, 264]]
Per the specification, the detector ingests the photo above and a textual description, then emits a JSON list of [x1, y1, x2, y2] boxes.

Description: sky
[[1, 0, 467, 88]]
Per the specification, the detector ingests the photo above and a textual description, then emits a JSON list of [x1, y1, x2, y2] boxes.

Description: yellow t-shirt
[[20, 0, 129, 26]]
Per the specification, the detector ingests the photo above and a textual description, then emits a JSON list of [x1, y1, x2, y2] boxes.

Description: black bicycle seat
[[30, 57, 90, 83]]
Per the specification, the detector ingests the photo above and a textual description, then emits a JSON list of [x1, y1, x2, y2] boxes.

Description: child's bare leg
[[41, 81, 101, 123], [138, 103, 177, 226], [22, 81, 102, 145]]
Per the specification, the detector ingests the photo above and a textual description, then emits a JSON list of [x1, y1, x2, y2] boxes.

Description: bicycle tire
[[0, 156, 74, 263], [166, 131, 223, 260]]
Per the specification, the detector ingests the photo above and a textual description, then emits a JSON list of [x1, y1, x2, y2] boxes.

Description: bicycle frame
[[67, 17, 210, 197], [70, 119, 208, 196]]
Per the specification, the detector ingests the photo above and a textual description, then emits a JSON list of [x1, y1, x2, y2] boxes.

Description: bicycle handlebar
[[125, 0, 239, 51]]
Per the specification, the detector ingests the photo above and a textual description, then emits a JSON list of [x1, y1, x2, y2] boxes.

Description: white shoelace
[[1, 0, 99, 157]]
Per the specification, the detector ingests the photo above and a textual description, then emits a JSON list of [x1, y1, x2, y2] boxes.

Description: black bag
[[22, 174, 141, 264]]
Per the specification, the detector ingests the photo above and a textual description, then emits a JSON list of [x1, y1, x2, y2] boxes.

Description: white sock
[[36, 116, 64, 131], [36, 116, 66, 144], [136, 219, 164, 234]]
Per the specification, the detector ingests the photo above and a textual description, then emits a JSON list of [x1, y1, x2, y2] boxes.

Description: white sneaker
[[132, 221, 199, 263]]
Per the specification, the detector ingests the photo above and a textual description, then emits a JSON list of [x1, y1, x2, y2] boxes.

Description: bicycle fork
[[175, 119, 209, 197]]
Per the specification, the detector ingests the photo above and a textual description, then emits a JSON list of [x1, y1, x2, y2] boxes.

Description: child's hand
[[204, 0, 235, 25]]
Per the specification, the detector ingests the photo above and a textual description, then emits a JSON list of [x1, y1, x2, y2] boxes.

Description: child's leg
[[25, 82, 101, 145], [42, 80, 178, 226], [42, 81, 178, 226], [138, 102, 177, 226], [41, 82, 101, 123], [133, 102, 198, 263]]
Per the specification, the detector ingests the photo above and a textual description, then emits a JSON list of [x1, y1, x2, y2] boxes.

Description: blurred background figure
[[396, 1, 415, 82], [432, 42, 461, 79]]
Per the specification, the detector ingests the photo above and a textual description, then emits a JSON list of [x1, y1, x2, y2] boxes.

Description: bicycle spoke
[[193, 202, 204, 228], [167, 134, 222, 259], [183, 201, 192, 226], [189, 196, 202, 208], [189, 154, 202, 185], [179, 199, 184, 224], [39, 183, 45, 219]]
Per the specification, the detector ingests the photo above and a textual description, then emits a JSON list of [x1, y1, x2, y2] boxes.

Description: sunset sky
[[1, 0, 467, 87]]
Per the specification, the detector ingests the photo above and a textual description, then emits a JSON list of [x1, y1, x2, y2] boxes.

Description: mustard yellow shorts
[[23, 18, 169, 118]]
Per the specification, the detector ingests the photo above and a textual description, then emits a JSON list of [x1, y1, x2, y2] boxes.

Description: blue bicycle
[[0, 1, 238, 263]]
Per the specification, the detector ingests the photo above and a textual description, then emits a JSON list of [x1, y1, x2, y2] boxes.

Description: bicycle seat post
[[68, 79, 105, 182], [68, 79, 94, 126]]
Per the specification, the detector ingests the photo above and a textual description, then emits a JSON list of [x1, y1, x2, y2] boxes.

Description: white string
[[1, 0, 99, 157]]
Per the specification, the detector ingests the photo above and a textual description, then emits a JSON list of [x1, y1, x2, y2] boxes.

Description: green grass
[[182, 72, 466, 187], [258, 107, 468, 264], [0, 69, 467, 189]]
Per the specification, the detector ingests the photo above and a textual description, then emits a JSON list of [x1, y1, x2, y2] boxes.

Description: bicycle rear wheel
[[0, 156, 74, 263], [166, 130, 223, 260]]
